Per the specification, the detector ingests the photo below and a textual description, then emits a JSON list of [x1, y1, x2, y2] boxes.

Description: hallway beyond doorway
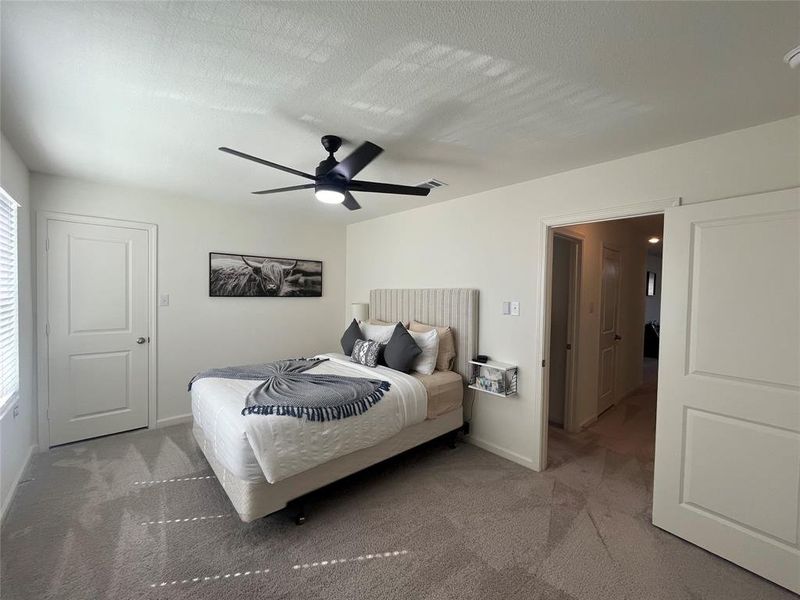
[[549, 357, 658, 467]]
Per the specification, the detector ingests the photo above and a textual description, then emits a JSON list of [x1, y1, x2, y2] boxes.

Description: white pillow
[[408, 328, 439, 375], [359, 321, 396, 344]]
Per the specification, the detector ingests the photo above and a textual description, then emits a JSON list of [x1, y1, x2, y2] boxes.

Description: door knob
[[614, 334, 622, 341], [136, 337, 147, 344]]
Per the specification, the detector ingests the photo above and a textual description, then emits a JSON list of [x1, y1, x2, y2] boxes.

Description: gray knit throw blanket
[[188, 358, 391, 422]]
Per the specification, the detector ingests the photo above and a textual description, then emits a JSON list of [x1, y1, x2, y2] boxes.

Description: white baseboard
[[1, 443, 36, 523], [465, 435, 540, 472], [155, 413, 193, 428]]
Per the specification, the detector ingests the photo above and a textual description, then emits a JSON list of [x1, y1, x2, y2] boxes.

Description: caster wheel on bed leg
[[294, 514, 306, 526]]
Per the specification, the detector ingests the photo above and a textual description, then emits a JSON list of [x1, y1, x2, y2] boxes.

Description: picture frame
[[209, 252, 322, 297]]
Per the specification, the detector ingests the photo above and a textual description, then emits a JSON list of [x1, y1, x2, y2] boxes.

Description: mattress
[[412, 370, 464, 418], [191, 353, 427, 484]]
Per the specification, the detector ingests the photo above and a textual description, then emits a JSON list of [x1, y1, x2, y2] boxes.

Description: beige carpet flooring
[[1, 360, 793, 599]]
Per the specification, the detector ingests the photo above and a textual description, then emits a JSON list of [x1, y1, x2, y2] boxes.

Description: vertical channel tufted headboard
[[369, 288, 479, 383]]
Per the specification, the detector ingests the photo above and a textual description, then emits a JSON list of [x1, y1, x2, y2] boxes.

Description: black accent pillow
[[340, 319, 364, 356], [377, 343, 387, 366], [383, 323, 422, 373]]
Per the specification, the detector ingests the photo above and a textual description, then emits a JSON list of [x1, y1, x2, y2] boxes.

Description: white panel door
[[653, 188, 800, 593], [47, 219, 150, 446], [597, 246, 621, 415]]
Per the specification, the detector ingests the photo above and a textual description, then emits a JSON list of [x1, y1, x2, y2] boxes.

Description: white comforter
[[190, 353, 428, 484]]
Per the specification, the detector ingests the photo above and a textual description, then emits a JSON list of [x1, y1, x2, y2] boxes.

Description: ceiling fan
[[219, 135, 431, 211]]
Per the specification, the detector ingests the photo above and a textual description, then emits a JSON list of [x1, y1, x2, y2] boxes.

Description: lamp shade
[[351, 303, 369, 322]]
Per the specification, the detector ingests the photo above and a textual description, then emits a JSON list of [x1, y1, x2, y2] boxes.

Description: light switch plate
[[502, 302, 511, 315], [159, 294, 170, 307], [510, 301, 520, 316]]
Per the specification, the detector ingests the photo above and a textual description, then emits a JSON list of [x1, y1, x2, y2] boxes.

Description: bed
[[191, 288, 479, 522]]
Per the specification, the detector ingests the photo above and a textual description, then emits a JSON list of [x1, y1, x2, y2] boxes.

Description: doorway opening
[[537, 189, 799, 591], [544, 213, 664, 465]]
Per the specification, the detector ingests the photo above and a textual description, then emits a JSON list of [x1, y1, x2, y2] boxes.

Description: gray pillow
[[340, 319, 364, 356], [383, 323, 422, 373], [350, 339, 381, 368]]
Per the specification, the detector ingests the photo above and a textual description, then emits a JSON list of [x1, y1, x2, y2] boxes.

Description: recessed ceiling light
[[648, 237, 661, 244], [784, 45, 800, 69]]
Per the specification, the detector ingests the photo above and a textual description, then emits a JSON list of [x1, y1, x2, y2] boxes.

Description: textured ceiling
[[1, 1, 798, 222]]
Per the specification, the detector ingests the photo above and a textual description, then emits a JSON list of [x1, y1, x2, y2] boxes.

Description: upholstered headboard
[[369, 288, 479, 383]]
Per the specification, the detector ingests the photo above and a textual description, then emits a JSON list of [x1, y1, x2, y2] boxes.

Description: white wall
[[645, 253, 663, 324], [0, 133, 35, 518], [555, 218, 651, 427], [346, 116, 800, 470], [31, 174, 347, 428]]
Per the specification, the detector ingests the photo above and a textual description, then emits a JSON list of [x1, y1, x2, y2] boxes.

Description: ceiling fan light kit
[[315, 186, 345, 204], [219, 134, 431, 211]]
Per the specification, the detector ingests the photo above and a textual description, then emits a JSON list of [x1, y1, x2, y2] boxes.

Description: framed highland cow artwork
[[209, 252, 322, 297]]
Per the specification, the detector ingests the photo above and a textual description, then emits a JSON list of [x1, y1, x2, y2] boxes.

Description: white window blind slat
[[0, 188, 18, 408]]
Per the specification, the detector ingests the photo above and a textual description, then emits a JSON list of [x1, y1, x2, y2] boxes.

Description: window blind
[[0, 189, 18, 408]]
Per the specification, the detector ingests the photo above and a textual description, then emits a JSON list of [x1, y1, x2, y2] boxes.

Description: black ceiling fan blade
[[342, 192, 361, 211], [328, 142, 383, 180], [251, 184, 315, 195], [348, 180, 431, 196], [219, 147, 316, 181]]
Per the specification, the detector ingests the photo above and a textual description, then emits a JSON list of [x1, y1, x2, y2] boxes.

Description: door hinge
[[45, 238, 49, 251], [542, 359, 546, 367], [45, 323, 50, 336]]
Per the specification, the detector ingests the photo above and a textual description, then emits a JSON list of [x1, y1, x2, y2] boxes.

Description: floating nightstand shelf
[[468, 359, 518, 397]]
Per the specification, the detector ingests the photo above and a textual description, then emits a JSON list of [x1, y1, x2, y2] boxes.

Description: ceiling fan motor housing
[[316, 135, 346, 198], [315, 156, 345, 197], [316, 156, 339, 177]]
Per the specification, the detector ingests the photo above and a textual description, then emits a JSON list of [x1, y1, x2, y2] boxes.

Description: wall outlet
[[502, 302, 511, 315], [510, 301, 520, 316], [159, 294, 170, 307]]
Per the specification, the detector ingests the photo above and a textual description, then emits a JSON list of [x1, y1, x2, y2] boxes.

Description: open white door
[[653, 188, 800, 592]]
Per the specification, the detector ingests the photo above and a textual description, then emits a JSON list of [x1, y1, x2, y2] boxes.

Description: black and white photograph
[[209, 252, 322, 297]]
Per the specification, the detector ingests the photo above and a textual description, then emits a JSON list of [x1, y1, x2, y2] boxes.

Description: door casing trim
[[35, 211, 158, 450]]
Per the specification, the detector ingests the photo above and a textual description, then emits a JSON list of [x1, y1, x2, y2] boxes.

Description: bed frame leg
[[446, 429, 458, 449]]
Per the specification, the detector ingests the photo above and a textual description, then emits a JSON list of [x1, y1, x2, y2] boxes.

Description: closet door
[[47, 217, 151, 445]]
